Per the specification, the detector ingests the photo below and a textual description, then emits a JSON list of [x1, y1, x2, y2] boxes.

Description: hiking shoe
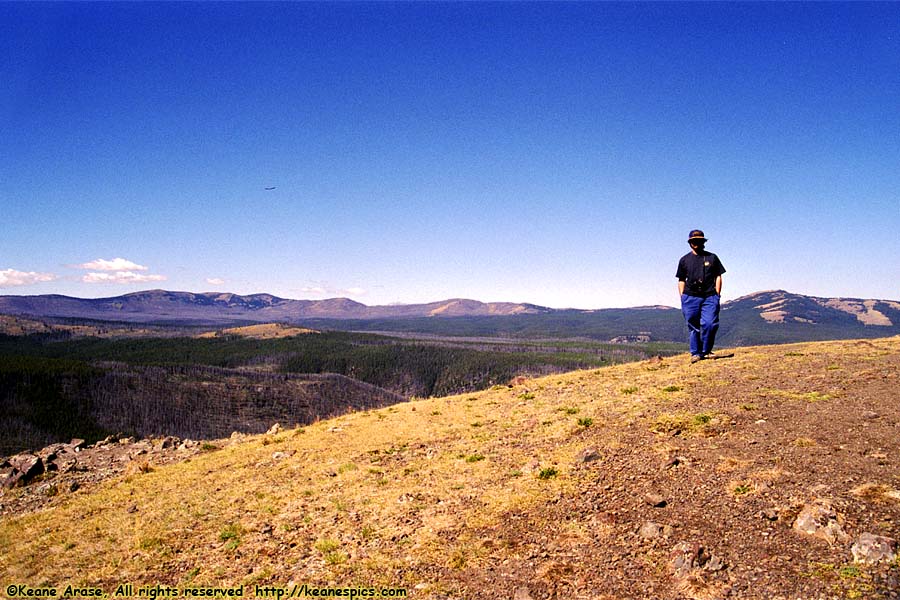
[[690, 354, 704, 364]]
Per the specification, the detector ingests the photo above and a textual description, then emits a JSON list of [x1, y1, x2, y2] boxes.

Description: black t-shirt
[[676, 251, 726, 297]]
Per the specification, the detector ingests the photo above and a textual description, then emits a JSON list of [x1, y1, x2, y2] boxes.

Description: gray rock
[[575, 447, 602, 464], [644, 493, 668, 507], [4, 454, 44, 488], [852, 533, 897, 564], [37, 444, 66, 460], [639, 521, 664, 539], [670, 541, 703, 577], [792, 499, 849, 545], [705, 554, 727, 572], [663, 455, 689, 470], [758, 508, 780, 521], [41, 453, 58, 471], [669, 541, 725, 578], [267, 423, 283, 435], [513, 588, 534, 600], [96, 435, 115, 447]]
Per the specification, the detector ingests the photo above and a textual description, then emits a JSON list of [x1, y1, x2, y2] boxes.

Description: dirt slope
[[1, 337, 899, 599]]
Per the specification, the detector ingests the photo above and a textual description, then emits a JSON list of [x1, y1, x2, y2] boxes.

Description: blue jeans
[[680, 293, 721, 356]]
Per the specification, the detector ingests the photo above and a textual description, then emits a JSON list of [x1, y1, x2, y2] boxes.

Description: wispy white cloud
[[77, 257, 149, 272], [299, 284, 367, 297], [0, 268, 58, 288], [206, 278, 226, 286], [300, 286, 328, 296], [73, 257, 166, 285], [82, 271, 167, 284]]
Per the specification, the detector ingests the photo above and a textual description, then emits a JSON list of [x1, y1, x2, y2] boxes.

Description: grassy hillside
[[2, 337, 899, 599]]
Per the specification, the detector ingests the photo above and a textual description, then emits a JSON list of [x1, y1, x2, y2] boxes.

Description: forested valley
[[0, 329, 679, 455]]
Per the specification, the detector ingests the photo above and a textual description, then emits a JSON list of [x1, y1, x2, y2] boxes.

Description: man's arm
[[678, 280, 685, 295], [715, 275, 723, 296]]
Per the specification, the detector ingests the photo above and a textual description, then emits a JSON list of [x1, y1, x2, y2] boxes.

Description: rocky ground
[[0, 435, 203, 516], [432, 339, 900, 599]]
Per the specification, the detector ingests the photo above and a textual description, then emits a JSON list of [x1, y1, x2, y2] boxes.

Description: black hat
[[688, 229, 707, 242]]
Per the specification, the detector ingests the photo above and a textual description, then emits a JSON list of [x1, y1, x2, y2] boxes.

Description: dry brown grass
[[851, 483, 900, 504], [196, 323, 319, 339]]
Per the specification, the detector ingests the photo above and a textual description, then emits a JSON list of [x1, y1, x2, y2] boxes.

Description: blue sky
[[2, 2, 898, 308]]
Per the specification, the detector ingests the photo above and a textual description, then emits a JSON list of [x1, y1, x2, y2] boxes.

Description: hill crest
[[732, 289, 900, 326]]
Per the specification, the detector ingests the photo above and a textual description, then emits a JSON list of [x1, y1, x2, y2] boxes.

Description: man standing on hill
[[676, 229, 726, 363]]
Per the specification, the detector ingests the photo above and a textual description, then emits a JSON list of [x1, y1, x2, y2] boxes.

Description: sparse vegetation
[[650, 411, 718, 436], [792, 437, 817, 447], [537, 467, 558, 480], [219, 523, 243, 551], [314, 538, 346, 564], [732, 483, 754, 495]]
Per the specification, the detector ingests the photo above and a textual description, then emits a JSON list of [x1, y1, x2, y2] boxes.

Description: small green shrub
[[838, 565, 861, 579], [733, 483, 753, 495], [315, 538, 346, 564], [314, 538, 339, 554], [537, 467, 558, 480], [219, 524, 241, 541], [219, 523, 243, 550]]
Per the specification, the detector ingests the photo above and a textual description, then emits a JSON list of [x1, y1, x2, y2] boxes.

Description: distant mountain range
[[716, 290, 900, 346], [1, 289, 899, 346], [0, 289, 551, 324]]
